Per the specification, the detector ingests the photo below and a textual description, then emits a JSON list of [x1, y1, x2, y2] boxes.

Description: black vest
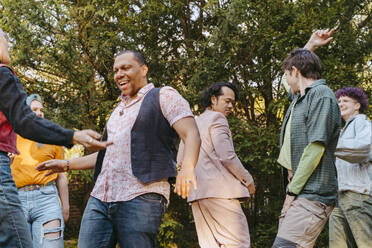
[[93, 88, 179, 184]]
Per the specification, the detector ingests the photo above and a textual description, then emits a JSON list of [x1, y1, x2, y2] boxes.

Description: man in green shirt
[[272, 29, 341, 248]]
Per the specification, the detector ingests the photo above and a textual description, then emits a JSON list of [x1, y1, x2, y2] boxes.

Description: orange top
[[11, 135, 63, 188]]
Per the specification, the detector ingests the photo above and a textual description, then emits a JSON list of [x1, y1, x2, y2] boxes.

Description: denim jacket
[[335, 114, 372, 196]]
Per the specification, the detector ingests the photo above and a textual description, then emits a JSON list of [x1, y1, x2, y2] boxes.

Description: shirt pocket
[[300, 200, 330, 236]]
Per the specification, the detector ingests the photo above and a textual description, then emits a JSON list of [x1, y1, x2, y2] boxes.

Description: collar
[[121, 83, 154, 103], [296, 79, 326, 101], [204, 108, 227, 118], [346, 114, 367, 123], [342, 114, 367, 133], [304, 79, 326, 95]]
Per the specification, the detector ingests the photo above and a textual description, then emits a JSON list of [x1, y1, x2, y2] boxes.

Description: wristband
[[286, 187, 297, 196], [285, 185, 297, 196], [66, 160, 70, 171], [287, 191, 297, 197]]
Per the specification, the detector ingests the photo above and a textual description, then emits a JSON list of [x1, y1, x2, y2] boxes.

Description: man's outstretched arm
[[36, 152, 98, 175], [304, 28, 336, 51], [0, 67, 111, 151], [281, 27, 336, 94]]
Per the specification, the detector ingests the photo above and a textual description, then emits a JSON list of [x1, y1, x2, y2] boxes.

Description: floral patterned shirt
[[91, 83, 193, 202]]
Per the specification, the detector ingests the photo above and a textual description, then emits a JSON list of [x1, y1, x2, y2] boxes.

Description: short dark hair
[[200, 82, 239, 108], [282, 48, 322, 80], [116, 50, 147, 66], [335, 86, 369, 113]]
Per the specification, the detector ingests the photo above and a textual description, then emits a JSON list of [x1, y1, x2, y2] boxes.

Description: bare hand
[[72, 129, 113, 151], [282, 194, 296, 214], [62, 207, 69, 223], [174, 166, 197, 199], [36, 159, 67, 176], [304, 27, 336, 51], [247, 182, 256, 196], [287, 169, 293, 183]]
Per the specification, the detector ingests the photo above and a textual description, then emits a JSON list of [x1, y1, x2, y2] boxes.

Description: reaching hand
[[174, 166, 197, 199], [304, 27, 336, 51], [36, 159, 67, 176], [72, 129, 113, 151]]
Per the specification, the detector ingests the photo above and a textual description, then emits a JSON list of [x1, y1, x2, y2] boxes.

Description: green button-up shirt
[[280, 79, 341, 206]]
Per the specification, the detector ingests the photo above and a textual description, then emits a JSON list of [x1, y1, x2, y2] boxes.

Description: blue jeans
[[329, 191, 372, 248], [0, 151, 33, 247], [78, 194, 167, 248], [18, 184, 64, 248]]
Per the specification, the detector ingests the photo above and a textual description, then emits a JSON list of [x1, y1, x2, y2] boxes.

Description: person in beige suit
[[178, 82, 255, 248]]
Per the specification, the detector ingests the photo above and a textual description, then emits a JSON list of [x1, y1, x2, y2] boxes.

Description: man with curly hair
[[329, 87, 371, 248], [178, 82, 255, 248]]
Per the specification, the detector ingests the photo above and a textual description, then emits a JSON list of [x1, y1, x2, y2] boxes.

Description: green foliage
[[251, 223, 278, 248], [315, 223, 330, 248], [64, 239, 78, 248], [0, 0, 370, 247], [64, 173, 93, 240], [157, 189, 199, 247], [158, 213, 185, 248]]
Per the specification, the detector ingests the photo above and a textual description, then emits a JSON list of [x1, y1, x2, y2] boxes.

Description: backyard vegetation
[[0, 0, 370, 247]]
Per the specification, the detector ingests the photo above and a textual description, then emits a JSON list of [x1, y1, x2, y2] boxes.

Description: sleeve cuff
[[286, 186, 298, 196]]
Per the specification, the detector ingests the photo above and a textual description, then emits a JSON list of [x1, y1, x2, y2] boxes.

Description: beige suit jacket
[[178, 109, 253, 202]]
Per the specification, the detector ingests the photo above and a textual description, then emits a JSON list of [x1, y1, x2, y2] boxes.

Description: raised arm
[[281, 28, 336, 98], [304, 28, 336, 51]]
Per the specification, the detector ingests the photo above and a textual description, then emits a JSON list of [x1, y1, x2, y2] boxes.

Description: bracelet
[[66, 160, 70, 171]]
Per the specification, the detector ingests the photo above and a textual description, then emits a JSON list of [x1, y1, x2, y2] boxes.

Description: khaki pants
[[191, 198, 250, 248], [273, 197, 333, 248], [329, 191, 372, 248]]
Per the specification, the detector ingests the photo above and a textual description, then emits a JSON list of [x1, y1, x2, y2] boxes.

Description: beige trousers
[[191, 198, 250, 248], [277, 197, 333, 248]]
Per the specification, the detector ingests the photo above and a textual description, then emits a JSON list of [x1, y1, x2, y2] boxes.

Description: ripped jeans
[[18, 184, 64, 248]]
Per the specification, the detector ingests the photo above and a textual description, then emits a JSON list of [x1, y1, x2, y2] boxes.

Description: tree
[[1, 0, 370, 246]]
